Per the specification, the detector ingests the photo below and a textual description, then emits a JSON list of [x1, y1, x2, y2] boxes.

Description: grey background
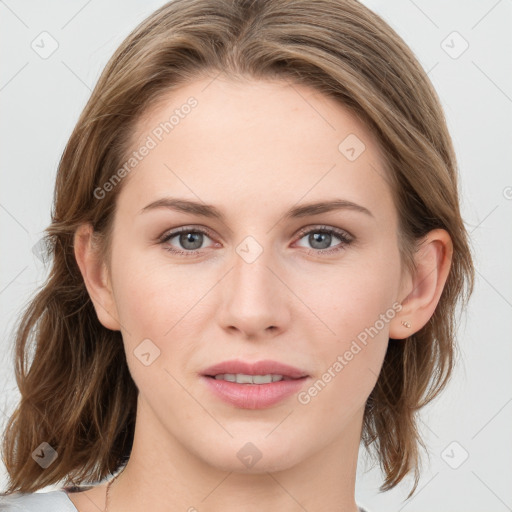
[[1, 1, 511, 511]]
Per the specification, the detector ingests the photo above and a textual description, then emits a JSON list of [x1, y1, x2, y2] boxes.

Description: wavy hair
[[1, 0, 474, 499]]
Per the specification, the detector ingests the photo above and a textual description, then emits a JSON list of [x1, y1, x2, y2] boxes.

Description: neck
[[106, 398, 364, 512]]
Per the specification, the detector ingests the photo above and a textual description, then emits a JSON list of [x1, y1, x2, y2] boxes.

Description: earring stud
[[401, 320, 411, 328]]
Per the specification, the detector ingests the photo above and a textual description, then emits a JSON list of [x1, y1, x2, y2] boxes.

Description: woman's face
[[103, 76, 408, 473]]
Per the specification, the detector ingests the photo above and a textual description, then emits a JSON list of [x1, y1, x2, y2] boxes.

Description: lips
[[201, 359, 309, 380], [200, 358, 310, 409]]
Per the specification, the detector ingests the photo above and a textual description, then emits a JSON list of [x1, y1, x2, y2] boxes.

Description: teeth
[[213, 373, 284, 384]]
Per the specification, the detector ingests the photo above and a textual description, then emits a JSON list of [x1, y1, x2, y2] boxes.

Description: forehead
[[118, 76, 394, 222]]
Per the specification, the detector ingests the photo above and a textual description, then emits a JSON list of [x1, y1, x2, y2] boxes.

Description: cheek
[[111, 231, 401, 366], [304, 248, 401, 339], [298, 247, 401, 394], [109, 250, 206, 396], [111, 243, 202, 332]]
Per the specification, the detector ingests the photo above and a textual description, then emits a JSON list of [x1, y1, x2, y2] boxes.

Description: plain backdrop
[[1, 1, 511, 511]]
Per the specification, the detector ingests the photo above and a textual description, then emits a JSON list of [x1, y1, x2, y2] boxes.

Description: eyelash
[[158, 225, 353, 258]]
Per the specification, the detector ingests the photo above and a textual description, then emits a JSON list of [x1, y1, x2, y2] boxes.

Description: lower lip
[[201, 376, 309, 409]]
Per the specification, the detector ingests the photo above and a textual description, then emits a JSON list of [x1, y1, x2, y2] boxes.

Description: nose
[[217, 240, 291, 339]]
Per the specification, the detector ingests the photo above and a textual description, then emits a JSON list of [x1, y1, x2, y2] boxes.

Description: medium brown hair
[[1, 0, 474, 499]]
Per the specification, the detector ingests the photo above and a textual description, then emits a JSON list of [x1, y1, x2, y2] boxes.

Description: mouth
[[201, 358, 309, 381], [200, 359, 310, 409], [204, 373, 303, 383]]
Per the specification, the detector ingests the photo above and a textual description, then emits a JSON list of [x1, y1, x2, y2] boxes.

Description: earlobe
[[390, 229, 453, 339], [73, 224, 120, 331]]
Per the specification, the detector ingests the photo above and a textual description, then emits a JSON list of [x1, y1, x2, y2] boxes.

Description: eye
[[159, 226, 216, 256], [158, 225, 353, 257], [294, 225, 353, 255]]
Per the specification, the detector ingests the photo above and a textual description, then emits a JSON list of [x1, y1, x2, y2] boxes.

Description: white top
[[0, 490, 79, 511], [0, 489, 371, 511]]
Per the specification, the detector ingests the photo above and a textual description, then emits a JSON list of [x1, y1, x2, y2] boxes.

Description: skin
[[72, 75, 452, 512]]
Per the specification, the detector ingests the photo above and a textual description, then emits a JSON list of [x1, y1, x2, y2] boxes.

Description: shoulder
[[1, 492, 370, 512], [0, 490, 78, 511]]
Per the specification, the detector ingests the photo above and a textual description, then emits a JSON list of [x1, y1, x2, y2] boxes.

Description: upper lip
[[202, 359, 309, 379]]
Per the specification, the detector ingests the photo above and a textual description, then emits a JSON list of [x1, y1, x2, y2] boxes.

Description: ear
[[73, 223, 120, 331], [389, 228, 453, 339]]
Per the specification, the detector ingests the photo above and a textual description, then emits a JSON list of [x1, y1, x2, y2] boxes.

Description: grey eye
[[176, 232, 206, 250]]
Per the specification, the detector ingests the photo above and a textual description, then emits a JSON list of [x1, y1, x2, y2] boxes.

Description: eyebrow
[[139, 197, 373, 219]]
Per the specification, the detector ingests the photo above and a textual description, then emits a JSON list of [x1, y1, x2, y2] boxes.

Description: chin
[[197, 437, 306, 474]]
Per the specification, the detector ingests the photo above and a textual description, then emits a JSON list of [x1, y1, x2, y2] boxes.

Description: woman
[[0, 0, 474, 511]]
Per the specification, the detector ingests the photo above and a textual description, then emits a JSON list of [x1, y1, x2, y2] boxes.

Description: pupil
[[311, 232, 331, 249], [181, 232, 202, 250]]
